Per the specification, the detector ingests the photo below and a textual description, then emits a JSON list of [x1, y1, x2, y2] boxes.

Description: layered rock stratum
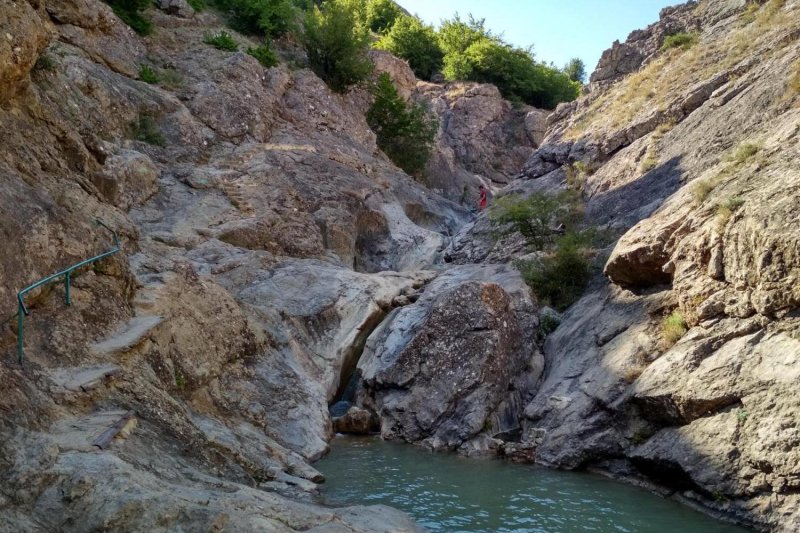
[[1, 0, 799, 531]]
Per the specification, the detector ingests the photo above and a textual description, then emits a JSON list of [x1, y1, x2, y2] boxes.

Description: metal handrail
[[16, 220, 121, 363]]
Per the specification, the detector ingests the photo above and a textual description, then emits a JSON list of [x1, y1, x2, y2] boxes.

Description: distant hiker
[[478, 185, 488, 211]]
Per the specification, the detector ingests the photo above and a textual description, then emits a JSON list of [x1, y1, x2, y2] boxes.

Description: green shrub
[[735, 407, 749, 423], [301, 0, 373, 92], [490, 191, 582, 250], [204, 30, 239, 51], [563, 57, 586, 83], [564, 164, 585, 192], [715, 196, 744, 231], [367, 72, 437, 177], [661, 32, 698, 51], [741, 2, 759, 24], [538, 314, 561, 337], [661, 311, 687, 347], [211, 0, 296, 37], [130, 114, 165, 146], [631, 428, 654, 446], [366, 0, 402, 34], [436, 14, 580, 109], [713, 490, 730, 504], [516, 233, 593, 311], [721, 196, 745, 211], [104, 0, 153, 36], [572, 161, 592, 175], [187, 0, 207, 10], [138, 64, 160, 84], [437, 14, 488, 62], [247, 44, 279, 66], [159, 68, 184, 89], [34, 53, 55, 71], [376, 15, 443, 80]]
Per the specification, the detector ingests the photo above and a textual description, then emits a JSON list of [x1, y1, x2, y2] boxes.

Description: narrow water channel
[[316, 436, 749, 533]]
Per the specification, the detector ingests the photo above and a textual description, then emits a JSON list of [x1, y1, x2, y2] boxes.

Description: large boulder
[[90, 150, 160, 211], [332, 406, 379, 435], [0, 0, 53, 102], [358, 265, 542, 450], [370, 49, 417, 101]]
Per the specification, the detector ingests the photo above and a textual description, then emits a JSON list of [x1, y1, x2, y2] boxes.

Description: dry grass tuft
[[692, 179, 716, 203], [789, 60, 800, 95], [661, 311, 688, 348], [715, 196, 745, 232], [729, 142, 760, 164], [641, 153, 659, 173]]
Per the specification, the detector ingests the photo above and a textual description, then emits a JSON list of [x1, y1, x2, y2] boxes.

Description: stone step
[[49, 410, 138, 452], [48, 363, 122, 392], [131, 290, 158, 311], [89, 315, 164, 357]]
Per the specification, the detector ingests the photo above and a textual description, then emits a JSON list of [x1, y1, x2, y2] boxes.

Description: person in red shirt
[[478, 184, 488, 210]]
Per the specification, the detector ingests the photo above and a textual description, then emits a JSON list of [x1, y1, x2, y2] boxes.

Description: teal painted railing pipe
[[16, 220, 121, 363]]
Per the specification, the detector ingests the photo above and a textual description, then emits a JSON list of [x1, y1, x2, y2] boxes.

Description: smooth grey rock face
[[416, 81, 542, 204], [358, 265, 542, 449]]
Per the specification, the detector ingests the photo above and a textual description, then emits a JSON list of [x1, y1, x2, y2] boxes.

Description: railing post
[[17, 300, 24, 364], [13, 219, 121, 363], [65, 271, 71, 306]]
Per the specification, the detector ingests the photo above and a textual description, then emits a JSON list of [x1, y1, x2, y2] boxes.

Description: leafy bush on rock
[[211, 0, 297, 38], [377, 13, 579, 108], [104, 0, 153, 35], [301, 0, 373, 92], [376, 15, 443, 80], [204, 30, 239, 51], [367, 73, 437, 178], [366, 0, 402, 34]]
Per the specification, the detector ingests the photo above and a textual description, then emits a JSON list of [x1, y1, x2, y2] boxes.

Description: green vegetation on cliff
[[301, 0, 373, 92], [491, 192, 597, 311], [204, 30, 239, 51], [367, 73, 437, 178], [661, 31, 698, 51], [366, 0, 402, 34], [376, 16, 442, 80], [247, 44, 279, 66], [377, 13, 580, 109], [563, 57, 586, 83], [490, 191, 582, 249], [516, 233, 594, 311], [661, 311, 688, 347], [211, 0, 299, 37], [103, 0, 153, 35]]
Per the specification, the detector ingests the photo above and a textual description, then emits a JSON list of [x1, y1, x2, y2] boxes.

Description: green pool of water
[[316, 436, 749, 533]]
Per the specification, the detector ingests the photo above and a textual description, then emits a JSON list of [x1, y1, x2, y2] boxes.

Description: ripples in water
[[315, 436, 749, 533]]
